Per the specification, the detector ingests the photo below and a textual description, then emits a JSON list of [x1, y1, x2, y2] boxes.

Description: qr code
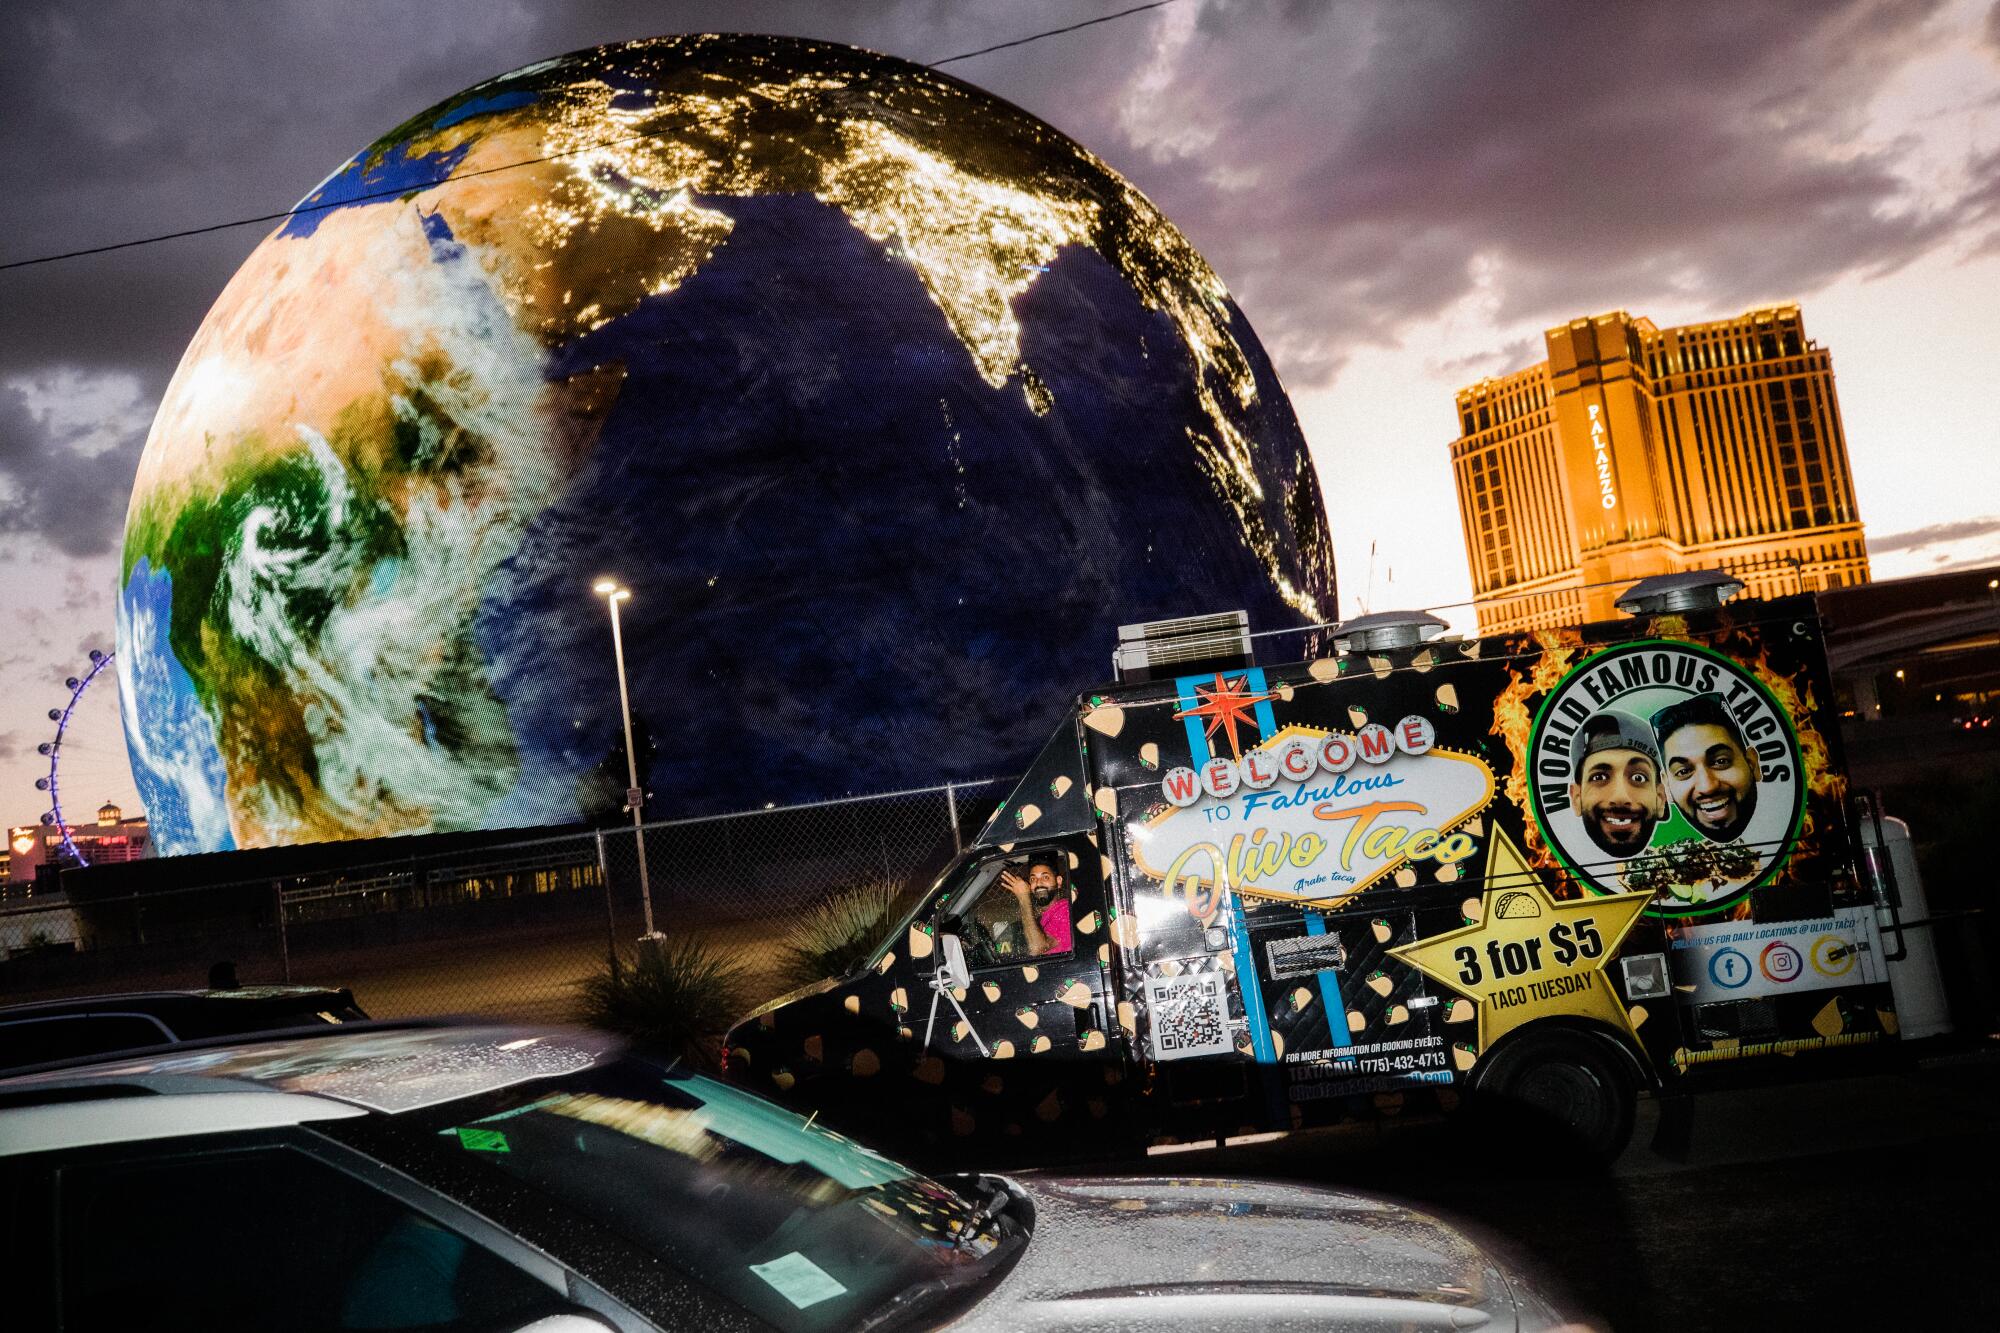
[[1147, 973, 1232, 1060]]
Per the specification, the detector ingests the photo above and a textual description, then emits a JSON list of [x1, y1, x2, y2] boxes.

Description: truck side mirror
[[935, 932, 972, 990], [921, 933, 989, 1055]]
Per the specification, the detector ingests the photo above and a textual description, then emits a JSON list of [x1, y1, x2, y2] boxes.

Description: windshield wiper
[[852, 1277, 950, 1333], [854, 1177, 1028, 1333], [854, 1230, 1025, 1333]]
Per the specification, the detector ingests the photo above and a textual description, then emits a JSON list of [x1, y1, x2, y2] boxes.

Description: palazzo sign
[[1589, 401, 1616, 511]]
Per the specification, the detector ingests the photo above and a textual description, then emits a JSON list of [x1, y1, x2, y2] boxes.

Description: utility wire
[[927, 0, 1180, 67], [0, 128, 667, 273], [0, 0, 1186, 274]]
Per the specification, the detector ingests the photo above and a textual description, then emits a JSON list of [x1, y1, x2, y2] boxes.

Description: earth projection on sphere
[[117, 33, 1338, 855]]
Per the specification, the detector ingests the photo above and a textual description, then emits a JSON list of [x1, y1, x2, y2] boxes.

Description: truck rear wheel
[[1473, 1028, 1636, 1164]]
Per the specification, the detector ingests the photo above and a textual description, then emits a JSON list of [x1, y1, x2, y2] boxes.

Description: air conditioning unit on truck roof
[[725, 573, 1946, 1165]]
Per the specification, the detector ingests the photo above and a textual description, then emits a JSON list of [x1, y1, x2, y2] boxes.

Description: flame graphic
[[1489, 631, 1581, 872], [1701, 620, 1846, 867]]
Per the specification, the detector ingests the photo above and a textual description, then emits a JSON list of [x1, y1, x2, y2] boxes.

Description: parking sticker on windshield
[[454, 1127, 511, 1153], [749, 1251, 847, 1310]]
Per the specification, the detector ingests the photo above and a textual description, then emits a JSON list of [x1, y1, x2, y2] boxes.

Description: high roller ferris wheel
[[33, 646, 117, 869]]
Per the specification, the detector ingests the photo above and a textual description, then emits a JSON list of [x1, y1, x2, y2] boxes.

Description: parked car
[[0, 984, 367, 1073], [0, 1024, 1584, 1331]]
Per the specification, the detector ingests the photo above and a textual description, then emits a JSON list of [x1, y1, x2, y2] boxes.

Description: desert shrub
[[574, 934, 751, 1070], [774, 877, 906, 990]]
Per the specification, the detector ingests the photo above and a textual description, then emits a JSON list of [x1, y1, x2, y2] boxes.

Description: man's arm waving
[[1001, 869, 1053, 955]]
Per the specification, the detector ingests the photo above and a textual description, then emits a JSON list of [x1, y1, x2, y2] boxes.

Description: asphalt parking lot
[[1108, 1041, 2000, 1331]]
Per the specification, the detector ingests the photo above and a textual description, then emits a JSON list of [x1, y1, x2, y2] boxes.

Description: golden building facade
[[1451, 305, 1868, 632]]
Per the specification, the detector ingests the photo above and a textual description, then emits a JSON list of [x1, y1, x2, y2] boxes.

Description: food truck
[[725, 573, 1947, 1161]]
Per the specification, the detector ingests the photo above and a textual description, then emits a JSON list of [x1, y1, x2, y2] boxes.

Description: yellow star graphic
[[1389, 827, 1651, 1058]]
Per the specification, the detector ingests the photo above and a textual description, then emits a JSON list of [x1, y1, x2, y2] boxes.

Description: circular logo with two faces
[[1527, 640, 1805, 918]]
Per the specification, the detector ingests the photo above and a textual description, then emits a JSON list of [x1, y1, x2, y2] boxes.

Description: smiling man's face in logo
[[1574, 748, 1666, 857], [1660, 719, 1758, 842], [1568, 711, 1667, 860]]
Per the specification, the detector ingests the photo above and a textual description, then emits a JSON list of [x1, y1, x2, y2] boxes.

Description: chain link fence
[[0, 778, 1004, 1027]]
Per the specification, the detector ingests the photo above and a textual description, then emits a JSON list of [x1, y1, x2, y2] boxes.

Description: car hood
[[944, 1175, 1533, 1332]]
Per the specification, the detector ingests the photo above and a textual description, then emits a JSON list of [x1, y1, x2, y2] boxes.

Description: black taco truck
[[724, 573, 1950, 1161]]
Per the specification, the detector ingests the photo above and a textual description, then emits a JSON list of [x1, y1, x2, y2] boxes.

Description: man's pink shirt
[[1038, 899, 1072, 953]]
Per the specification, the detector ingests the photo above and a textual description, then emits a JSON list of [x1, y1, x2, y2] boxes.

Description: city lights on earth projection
[[117, 33, 1336, 855]]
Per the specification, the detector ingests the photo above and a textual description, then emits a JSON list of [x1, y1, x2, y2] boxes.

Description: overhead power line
[[927, 0, 1180, 67], [0, 0, 1185, 274], [0, 126, 673, 273]]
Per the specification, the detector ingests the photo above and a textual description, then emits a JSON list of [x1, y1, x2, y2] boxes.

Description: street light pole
[[595, 579, 658, 942]]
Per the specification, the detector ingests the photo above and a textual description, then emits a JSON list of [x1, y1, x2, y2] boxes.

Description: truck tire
[[1473, 1027, 1636, 1164]]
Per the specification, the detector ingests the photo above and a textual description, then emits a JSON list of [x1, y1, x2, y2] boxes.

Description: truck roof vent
[[1615, 570, 1745, 617], [1337, 610, 1448, 654], [1114, 610, 1252, 684]]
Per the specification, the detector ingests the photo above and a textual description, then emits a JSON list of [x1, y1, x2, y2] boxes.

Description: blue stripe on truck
[[1176, 668, 1278, 1065]]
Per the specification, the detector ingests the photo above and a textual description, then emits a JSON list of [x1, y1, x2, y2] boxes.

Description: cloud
[[0, 367, 154, 558], [0, 1, 962, 388], [1082, 0, 1973, 385], [1866, 514, 2000, 555], [1428, 334, 1545, 385], [1962, 144, 2000, 257], [5, 1, 1981, 406], [1866, 512, 2000, 581], [0, 0, 1990, 824], [0, 1, 1989, 554], [0, 1, 560, 381]]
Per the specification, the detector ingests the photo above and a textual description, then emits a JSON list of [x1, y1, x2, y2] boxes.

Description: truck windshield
[[321, 1053, 1022, 1332]]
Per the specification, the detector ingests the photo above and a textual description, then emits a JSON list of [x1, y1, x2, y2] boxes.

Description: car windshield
[[321, 1053, 1022, 1332]]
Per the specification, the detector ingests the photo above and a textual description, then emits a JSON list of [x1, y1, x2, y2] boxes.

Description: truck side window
[[945, 850, 1072, 967]]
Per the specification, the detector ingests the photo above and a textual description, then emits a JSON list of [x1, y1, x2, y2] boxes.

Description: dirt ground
[[3, 913, 801, 1027], [296, 914, 801, 1025]]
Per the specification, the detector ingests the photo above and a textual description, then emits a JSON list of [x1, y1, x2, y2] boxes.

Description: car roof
[[0, 986, 356, 1022], [0, 1089, 370, 1156], [0, 1025, 622, 1156]]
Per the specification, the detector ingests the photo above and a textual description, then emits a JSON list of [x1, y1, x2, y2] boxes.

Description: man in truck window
[[1569, 710, 1668, 859], [1652, 693, 1759, 844], [1000, 858, 1071, 957]]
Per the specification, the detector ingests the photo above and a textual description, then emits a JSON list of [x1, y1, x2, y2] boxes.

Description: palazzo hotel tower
[[1450, 305, 1868, 633]]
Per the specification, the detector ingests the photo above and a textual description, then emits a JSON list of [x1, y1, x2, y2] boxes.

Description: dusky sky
[[2, 0, 1996, 820]]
